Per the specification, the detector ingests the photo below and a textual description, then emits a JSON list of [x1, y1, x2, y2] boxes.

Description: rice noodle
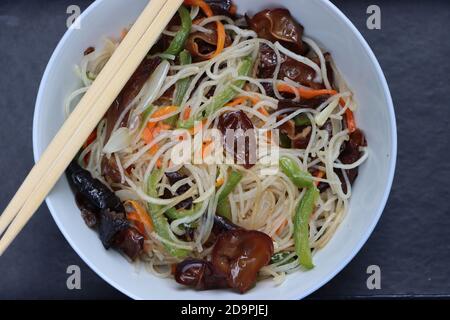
[[66, 9, 368, 288]]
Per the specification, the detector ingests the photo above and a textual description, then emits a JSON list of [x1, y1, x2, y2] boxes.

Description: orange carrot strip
[[339, 99, 356, 133], [278, 84, 358, 132], [226, 97, 248, 107], [141, 127, 153, 144], [183, 107, 191, 120], [215, 177, 224, 187], [314, 171, 325, 187], [147, 106, 179, 129], [277, 83, 337, 99], [258, 107, 270, 117], [276, 219, 288, 236], [184, 0, 226, 58], [125, 201, 154, 234]]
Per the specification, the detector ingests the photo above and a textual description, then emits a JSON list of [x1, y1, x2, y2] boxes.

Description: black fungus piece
[[175, 259, 229, 290], [75, 192, 99, 228], [163, 171, 193, 210], [114, 227, 145, 261], [67, 161, 124, 213], [98, 209, 129, 249]]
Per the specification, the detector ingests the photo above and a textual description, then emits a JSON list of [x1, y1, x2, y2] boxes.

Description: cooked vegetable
[[294, 186, 319, 269], [247, 8, 306, 54], [174, 50, 193, 106], [146, 169, 189, 258], [279, 156, 314, 189], [105, 57, 161, 140], [186, 23, 231, 61], [212, 229, 274, 293], [67, 161, 124, 213], [184, 0, 226, 58], [204, 56, 253, 116], [175, 259, 228, 290], [178, 56, 253, 129], [217, 110, 255, 169], [163, 5, 192, 57]]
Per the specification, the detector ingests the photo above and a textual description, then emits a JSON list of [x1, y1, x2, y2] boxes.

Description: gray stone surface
[[0, 0, 449, 299]]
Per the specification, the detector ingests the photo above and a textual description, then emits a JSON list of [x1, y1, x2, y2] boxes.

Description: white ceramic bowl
[[33, 0, 396, 300]]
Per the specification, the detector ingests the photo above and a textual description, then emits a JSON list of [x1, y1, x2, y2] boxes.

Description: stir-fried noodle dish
[[66, 0, 368, 293]]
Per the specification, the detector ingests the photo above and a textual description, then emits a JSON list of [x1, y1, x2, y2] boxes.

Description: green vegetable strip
[[218, 171, 243, 202], [165, 203, 201, 221], [294, 114, 311, 126], [139, 105, 154, 130], [163, 5, 192, 57], [164, 51, 192, 126], [216, 170, 243, 219], [203, 56, 253, 117], [294, 187, 319, 269], [146, 170, 189, 258], [216, 198, 232, 220], [280, 156, 319, 269], [270, 252, 295, 265], [279, 156, 314, 189], [178, 56, 254, 129], [174, 50, 192, 106]]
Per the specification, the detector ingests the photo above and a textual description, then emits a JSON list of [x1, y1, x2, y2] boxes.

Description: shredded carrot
[[277, 83, 337, 99], [147, 106, 179, 130], [226, 97, 248, 107], [314, 171, 325, 187], [211, 21, 226, 58], [149, 144, 160, 156], [184, 0, 226, 58], [156, 158, 163, 169], [202, 140, 213, 159], [216, 177, 224, 187], [141, 127, 153, 144], [339, 99, 356, 133], [258, 107, 270, 117], [226, 96, 261, 107], [125, 200, 154, 235], [276, 219, 288, 236], [277, 84, 358, 132], [183, 107, 191, 120]]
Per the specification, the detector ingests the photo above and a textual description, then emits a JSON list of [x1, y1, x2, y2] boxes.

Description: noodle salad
[[65, 0, 368, 293]]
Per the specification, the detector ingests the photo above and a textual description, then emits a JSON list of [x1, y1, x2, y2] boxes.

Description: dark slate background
[[0, 0, 449, 300]]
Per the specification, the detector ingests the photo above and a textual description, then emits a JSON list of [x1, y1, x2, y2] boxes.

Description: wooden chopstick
[[0, 0, 172, 238], [0, 0, 183, 255]]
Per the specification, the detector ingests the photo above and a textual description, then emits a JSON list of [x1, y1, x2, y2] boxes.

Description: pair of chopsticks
[[0, 0, 184, 255]]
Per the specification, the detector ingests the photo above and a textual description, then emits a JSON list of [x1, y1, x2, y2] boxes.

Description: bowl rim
[[32, 0, 397, 300]]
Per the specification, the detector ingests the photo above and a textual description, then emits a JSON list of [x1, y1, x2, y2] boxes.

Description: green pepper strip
[[279, 156, 319, 269], [203, 56, 253, 117], [216, 170, 243, 220], [294, 114, 311, 126], [270, 252, 296, 265], [279, 156, 314, 189], [174, 50, 192, 106], [165, 202, 202, 220], [139, 105, 154, 130], [163, 5, 192, 57], [177, 56, 254, 129], [146, 169, 189, 258], [294, 186, 319, 269], [164, 51, 193, 127]]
